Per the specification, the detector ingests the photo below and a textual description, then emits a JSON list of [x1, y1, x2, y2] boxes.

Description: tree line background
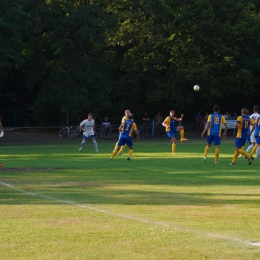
[[0, 0, 260, 126]]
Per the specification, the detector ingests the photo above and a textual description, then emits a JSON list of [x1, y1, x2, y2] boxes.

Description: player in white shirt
[[246, 106, 260, 158], [79, 113, 98, 152]]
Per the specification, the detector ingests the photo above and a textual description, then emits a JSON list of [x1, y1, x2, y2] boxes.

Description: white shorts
[[250, 134, 256, 143], [83, 132, 94, 139]]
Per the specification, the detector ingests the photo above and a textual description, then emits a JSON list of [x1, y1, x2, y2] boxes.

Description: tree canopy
[[0, 0, 260, 125]]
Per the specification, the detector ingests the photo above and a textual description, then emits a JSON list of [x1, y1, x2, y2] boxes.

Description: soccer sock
[[119, 144, 126, 154], [246, 144, 253, 153], [93, 140, 98, 151], [204, 145, 210, 158], [114, 141, 119, 151], [80, 141, 85, 148], [128, 149, 133, 158], [180, 130, 184, 139], [172, 143, 176, 153], [232, 150, 239, 163], [111, 150, 117, 159], [238, 148, 250, 159], [249, 145, 258, 157], [215, 147, 219, 162]]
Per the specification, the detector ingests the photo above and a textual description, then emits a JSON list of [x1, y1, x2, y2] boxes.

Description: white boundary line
[[1, 180, 260, 247]]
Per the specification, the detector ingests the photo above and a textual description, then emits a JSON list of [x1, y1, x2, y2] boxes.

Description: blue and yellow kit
[[121, 120, 137, 136], [207, 113, 226, 136], [164, 116, 178, 132], [236, 115, 254, 139]]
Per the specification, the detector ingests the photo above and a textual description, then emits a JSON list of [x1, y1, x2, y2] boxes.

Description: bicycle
[[95, 126, 111, 140], [138, 125, 149, 139], [59, 126, 76, 139], [154, 125, 166, 137]]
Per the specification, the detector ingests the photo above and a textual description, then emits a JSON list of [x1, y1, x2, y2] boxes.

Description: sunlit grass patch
[[1, 139, 260, 259]]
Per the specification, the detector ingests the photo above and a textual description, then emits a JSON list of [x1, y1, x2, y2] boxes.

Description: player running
[[114, 109, 132, 155], [162, 110, 188, 155], [245, 106, 260, 158], [201, 105, 228, 163], [79, 113, 98, 152], [110, 114, 139, 160], [229, 107, 255, 165]]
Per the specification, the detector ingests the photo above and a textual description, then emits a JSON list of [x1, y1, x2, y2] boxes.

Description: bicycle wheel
[[75, 126, 81, 136], [68, 130, 76, 139], [139, 128, 148, 139], [59, 128, 67, 137]]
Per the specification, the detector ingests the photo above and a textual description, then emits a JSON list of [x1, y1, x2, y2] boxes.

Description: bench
[[223, 120, 236, 136]]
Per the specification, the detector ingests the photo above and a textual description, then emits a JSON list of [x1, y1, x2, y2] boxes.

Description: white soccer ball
[[194, 85, 200, 91]]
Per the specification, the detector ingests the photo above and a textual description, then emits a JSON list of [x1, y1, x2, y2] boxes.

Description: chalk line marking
[[1, 180, 259, 247]]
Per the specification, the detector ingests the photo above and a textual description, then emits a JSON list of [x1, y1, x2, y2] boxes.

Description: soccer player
[[162, 110, 188, 155], [248, 116, 260, 158], [201, 105, 228, 163], [116, 110, 131, 155], [110, 114, 139, 160], [246, 106, 260, 157], [79, 113, 98, 152], [229, 107, 255, 165]]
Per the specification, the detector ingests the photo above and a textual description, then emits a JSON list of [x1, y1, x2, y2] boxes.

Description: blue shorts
[[235, 138, 246, 148], [255, 136, 260, 145], [207, 135, 221, 145], [118, 134, 133, 147], [166, 129, 177, 139]]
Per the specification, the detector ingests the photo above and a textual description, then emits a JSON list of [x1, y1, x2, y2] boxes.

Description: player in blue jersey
[[229, 107, 255, 165], [110, 114, 139, 160], [162, 110, 188, 155], [201, 105, 228, 163]]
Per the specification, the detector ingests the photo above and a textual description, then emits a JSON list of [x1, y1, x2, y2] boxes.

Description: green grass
[[1, 138, 260, 259]]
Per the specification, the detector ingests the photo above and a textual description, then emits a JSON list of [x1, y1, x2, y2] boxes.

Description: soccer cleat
[[229, 162, 235, 165], [248, 157, 254, 165], [180, 138, 188, 142], [127, 157, 130, 160], [95, 150, 99, 152], [172, 153, 175, 156], [204, 157, 207, 163], [79, 147, 82, 151], [238, 155, 244, 158], [117, 152, 122, 155], [0, 163, 2, 167], [110, 158, 112, 161]]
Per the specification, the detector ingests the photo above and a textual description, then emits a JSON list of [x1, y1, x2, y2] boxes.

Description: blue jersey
[[121, 119, 137, 136], [164, 116, 178, 132], [236, 115, 254, 139], [254, 117, 260, 137], [207, 113, 226, 137]]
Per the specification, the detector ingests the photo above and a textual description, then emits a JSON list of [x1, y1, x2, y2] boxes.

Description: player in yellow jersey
[[229, 107, 255, 165], [110, 114, 139, 160], [113, 110, 131, 153], [201, 105, 228, 163], [162, 110, 188, 155]]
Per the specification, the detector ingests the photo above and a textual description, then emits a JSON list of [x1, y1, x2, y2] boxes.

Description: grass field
[[1, 138, 260, 260]]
